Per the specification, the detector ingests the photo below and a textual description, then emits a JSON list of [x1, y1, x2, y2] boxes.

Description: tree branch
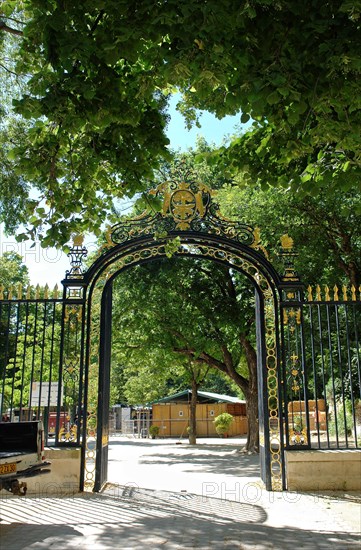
[[1, 16, 25, 25], [89, 10, 105, 35], [0, 21, 23, 36], [173, 346, 226, 371], [173, 345, 250, 391], [0, 62, 18, 76]]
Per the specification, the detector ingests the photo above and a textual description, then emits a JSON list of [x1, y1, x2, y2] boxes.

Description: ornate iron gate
[[0, 167, 360, 493]]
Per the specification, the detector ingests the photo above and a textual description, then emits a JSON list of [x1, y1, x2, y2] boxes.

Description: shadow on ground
[[1, 488, 360, 549], [139, 450, 259, 477], [109, 439, 259, 478]]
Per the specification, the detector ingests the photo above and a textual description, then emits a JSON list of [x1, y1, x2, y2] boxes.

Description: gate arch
[[62, 169, 302, 493]]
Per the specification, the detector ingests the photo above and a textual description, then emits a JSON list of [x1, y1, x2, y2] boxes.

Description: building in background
[[151, 390, 247, 438]]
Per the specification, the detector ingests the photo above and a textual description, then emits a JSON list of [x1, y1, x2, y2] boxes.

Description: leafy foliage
[[0, 1, 360, 245], [217, 182, 361, 286], [0, 251, 29, 288], [214, 412, 234, 435], [109, 255, 259, 449], [110, 257, 254, 398]]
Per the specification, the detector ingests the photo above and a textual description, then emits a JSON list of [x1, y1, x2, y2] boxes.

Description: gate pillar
[[278, 236, 311, 450], [94, 281, 112, 491]]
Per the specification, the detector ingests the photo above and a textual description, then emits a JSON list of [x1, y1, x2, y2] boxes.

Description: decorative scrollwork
[[111, 211, 159, 244], [66, 235, 88, 279], [279, 233, 299, 282], [283, 305, 308, 447], [108, 163, 260, 250]]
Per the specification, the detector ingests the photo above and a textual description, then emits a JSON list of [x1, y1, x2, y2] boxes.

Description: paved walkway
[[1, 437, 360, 549]]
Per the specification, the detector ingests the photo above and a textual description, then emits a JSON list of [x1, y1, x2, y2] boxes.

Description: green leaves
[[1, 1, 20, 17], [0, 0, 360, 246], [110, 254, 255, 405], [266, 91, 280, 106], [164, 237, 181, 258], [0, 251, 30, 287], [217, 180, 361, 286]]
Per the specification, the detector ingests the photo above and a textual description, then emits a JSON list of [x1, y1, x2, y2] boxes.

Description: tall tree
[[111, 258, 259, 452], [0, 252, 30, 409], [0, 252, 30, 288], [217, 183, 361, 287], [0, 1, 360, 246]]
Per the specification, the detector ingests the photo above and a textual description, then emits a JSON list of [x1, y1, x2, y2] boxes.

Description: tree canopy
[[0, 1, 360, 246], [0, 251, 30, 288], [217, 182, 361, 287], [111, 257, 259, 450]]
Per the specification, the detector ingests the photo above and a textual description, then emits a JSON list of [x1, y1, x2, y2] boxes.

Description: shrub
[[328, 404, 353, 436], [214, 412, 234, 435], [149, 425, 160, 438]]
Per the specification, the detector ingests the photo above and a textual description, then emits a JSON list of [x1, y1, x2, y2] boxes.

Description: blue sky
[[166, 93, 241, 150], [3, 100, 242, 287]]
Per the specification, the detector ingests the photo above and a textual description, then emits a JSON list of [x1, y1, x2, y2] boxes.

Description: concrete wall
[[25, 447, 81, 496], [20, 447, 361, 495], [285, 449, 361, 491]]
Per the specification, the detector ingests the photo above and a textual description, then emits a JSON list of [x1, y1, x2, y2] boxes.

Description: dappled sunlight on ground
[[1, 488, 360, 549], [1, 437, 360, 549]]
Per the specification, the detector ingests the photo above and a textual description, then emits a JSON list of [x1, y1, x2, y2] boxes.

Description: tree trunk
[[188, 379, 198, 445], [244, 387, 259, 453], [174, 333, 260, 452], [239, 334, 259, 453]]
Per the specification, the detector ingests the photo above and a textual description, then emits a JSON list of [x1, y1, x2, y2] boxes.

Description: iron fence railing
[[303, 298, 360, 449], [0, 285, 82, 446], [0, 283, 360, 452], [283, 285, 360, 450]]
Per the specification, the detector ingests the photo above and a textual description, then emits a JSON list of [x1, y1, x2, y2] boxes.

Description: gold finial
[[342, 285, 348, 301], [333, 285, 339, 301], [307, 285, 313, 302], [316, 285, 321, 301], [325, 285, 330, 301], [280, 234, 294, 250], [17, 283, 23, 300], [35, 284, 40, 299], [26, 286, 31, 299], [96, 225, 115, 257], [104, 226, 113, 247], [44, 284, 49, 299], [53, 284, 59, 299], [73, 235, 84, 247], [8, 285, 13, 300], [351, 285, 356, 301], [0, 284, 4, 300], [359, 285, 361, 300]]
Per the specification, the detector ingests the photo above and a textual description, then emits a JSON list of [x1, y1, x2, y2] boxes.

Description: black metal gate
[[0, 168, 360, 493], [282, 285, 360, 450]]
